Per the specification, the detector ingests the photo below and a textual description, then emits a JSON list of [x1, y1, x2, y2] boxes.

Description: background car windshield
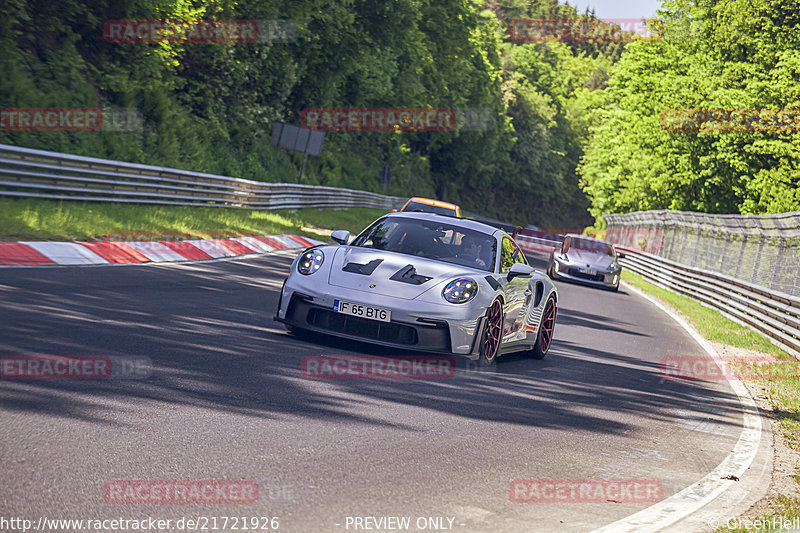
[[402, 201, 457, 216], [351, 218, 497, 272], [571, 237, 614, 256]]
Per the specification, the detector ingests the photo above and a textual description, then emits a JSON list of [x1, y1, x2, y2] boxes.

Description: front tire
[[478, 299, 504, 366], [531, 296, 556, 359]]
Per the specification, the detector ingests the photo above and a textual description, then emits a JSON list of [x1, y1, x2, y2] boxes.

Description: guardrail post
[[691, 225, 702, 269], [751, 218, 766, 284], [795, 247, 800, 297], [676, 218, 689, 264], [734, 234, 747, 279], [665, 223, 677, 259], [720, 232, 731, 276], [705, 224, 717, 271], [771, 237, 786, 293]]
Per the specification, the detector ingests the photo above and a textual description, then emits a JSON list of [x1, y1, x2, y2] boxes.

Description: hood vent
[[342, 258, 383, 275], [390, 264, 432, 285]]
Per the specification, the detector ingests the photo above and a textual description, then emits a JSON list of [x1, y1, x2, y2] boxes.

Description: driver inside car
[[458, 233, 488, 268]]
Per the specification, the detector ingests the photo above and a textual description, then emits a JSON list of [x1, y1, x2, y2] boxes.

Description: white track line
[[591, 281, 765, 532]]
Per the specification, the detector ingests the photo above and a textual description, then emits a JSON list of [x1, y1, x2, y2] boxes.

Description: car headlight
[[297, 249, 324, 275], [442, 278, 478, 304]]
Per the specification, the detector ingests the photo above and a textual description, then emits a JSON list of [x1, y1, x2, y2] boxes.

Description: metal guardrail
[[0, 144, 406, 211], [618, 248, 800, 358]]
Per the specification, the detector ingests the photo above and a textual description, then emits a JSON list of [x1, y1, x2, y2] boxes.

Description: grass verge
[[622, 270, 800, 532], [0, 198, 386, 242]]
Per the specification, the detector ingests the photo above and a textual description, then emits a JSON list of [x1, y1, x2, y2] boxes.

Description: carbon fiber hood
[[327, 247, 476, 300]]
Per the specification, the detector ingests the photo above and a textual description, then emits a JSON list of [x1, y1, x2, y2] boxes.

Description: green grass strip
[[0, 198, 386, 242]]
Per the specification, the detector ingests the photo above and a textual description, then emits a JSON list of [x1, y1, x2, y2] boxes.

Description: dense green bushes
[[580, 0, 800, 225], [0, 0, 633, 228]]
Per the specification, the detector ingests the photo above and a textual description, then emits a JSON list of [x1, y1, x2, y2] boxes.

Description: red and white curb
[[0, 235, 323, 266]]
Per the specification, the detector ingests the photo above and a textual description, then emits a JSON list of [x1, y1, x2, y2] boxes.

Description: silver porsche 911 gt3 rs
[[274, 212, 558, 365], [547, 234, 624, 291]]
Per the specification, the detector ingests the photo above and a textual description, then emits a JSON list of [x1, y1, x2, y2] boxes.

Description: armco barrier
[[617, 248, 800, 358], [0, 144, 406, 210]]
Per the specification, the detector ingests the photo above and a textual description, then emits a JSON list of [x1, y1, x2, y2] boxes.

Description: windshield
[[351, 217, 497, 272], [570, 237, 615, 257]]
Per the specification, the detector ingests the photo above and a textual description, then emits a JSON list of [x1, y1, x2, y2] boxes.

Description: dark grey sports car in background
[[547, 234, 624, 291]]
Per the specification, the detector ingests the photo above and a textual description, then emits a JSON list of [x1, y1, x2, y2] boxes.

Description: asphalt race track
[[0, 252, 760, 532]]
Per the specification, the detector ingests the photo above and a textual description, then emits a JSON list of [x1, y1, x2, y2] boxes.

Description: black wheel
[[478, 299, 504, 366], [531, 296, 556, 359]]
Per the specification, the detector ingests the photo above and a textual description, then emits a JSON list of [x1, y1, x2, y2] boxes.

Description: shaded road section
[[0, 253, 749, 532]]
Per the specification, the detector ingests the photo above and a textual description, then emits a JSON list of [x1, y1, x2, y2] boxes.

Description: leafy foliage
[[580, 0, 800, 224], [0, 0, 628, 228]]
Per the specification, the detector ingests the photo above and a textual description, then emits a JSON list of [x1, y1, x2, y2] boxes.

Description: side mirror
[[331, 230, 351, 245], [561, 236, 571, 255], [507, 263, 534, 280]]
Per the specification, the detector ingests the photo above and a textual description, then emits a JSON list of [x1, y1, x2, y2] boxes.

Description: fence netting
[[605, 210, 800, 297]]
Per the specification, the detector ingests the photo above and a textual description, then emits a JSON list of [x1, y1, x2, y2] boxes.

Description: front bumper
[[552, 263, 620, 288], [274, 278, 486, 357]]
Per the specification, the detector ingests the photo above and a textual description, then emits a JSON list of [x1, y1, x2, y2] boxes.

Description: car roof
[[405, 197, 460, 210], [383, 211, 504, 237], [471, 218, 519, 233]]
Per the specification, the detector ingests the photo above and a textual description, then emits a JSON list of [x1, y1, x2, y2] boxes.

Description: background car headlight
[[297, 249, 324, 275], [442, 278, 478, 304]]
